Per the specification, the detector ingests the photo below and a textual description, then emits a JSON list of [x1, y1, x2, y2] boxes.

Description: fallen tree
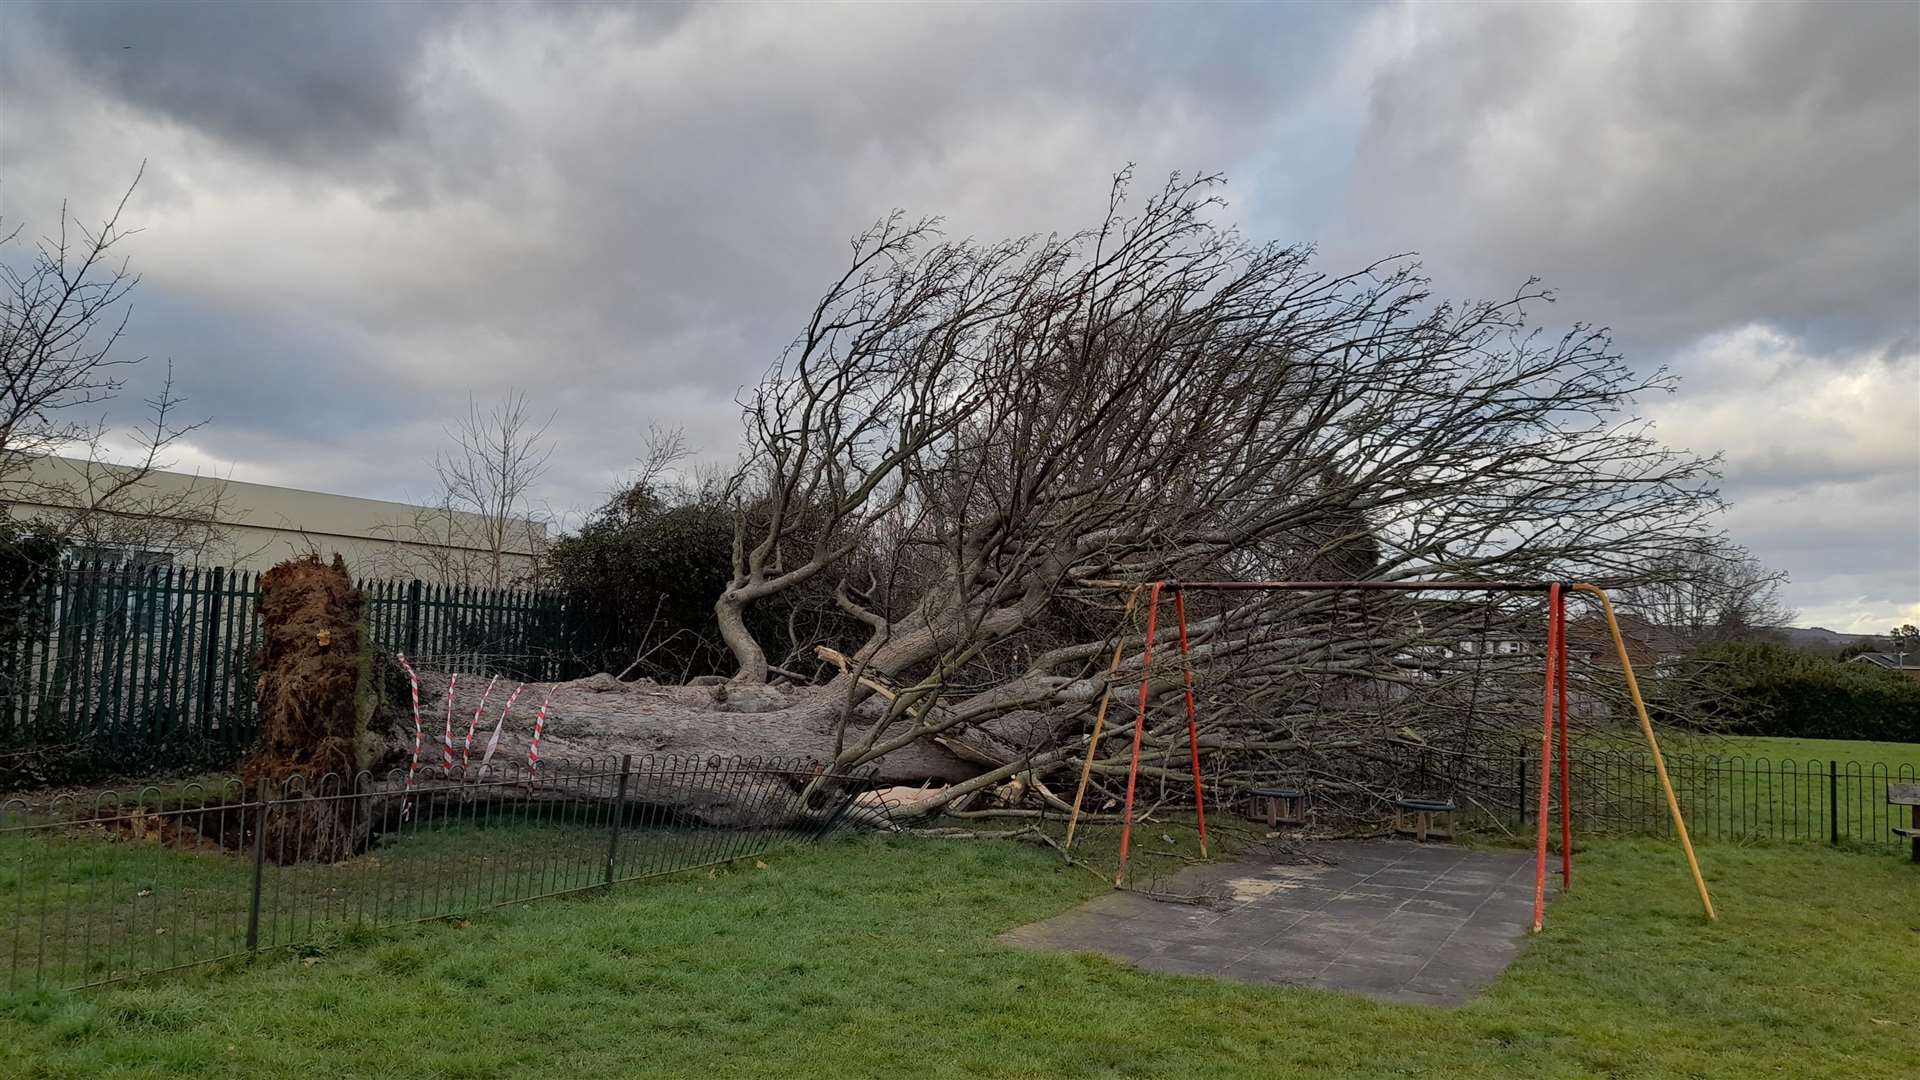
[[390, 672, 983, 783], [390, 172, 1725, 822]]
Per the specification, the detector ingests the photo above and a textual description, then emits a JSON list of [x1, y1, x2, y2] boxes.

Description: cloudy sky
[[1, 1, 1914, 631]]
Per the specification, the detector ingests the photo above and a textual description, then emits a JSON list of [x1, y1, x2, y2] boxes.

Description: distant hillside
[[1777, 626, 1881, 652]]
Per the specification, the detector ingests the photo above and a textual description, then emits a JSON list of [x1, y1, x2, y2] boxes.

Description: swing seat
[[1392, 797, 1457, 842], [1247, 787, 1306, 828]]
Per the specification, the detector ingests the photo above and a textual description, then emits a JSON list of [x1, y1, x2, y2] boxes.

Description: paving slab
[[999, 840, 1549, 1006]]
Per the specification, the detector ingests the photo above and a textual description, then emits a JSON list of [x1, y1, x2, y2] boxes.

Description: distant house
[[1845, 652, 1920, 681], [3, 455, 546, 585], [1564, 613, 1687, 672], [1402, 598, 1533, 660]]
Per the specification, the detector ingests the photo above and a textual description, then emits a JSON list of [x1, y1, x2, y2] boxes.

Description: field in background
[[1399, 730, 1916, 852], [1663, 733, 1920, 772]]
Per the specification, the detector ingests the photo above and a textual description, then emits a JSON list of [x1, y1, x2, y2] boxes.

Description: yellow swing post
[[1064, 588, 1141, 850], [1572, 583, 1716, 921]]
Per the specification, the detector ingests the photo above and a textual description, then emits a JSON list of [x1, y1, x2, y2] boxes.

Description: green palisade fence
[[0, 562, 576, 758]]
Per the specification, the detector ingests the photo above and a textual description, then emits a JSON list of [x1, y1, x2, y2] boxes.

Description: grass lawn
[[1, 826, 1915, 1079], [1550, 731, 1920, 851], [1663, 733, 1920, 772], [1, 807, 794, 992]]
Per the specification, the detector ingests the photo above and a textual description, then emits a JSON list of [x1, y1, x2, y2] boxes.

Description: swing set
[[1063, 578, 1716, 930]]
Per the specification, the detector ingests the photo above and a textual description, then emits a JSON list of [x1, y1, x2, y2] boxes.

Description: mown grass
[[1, 805, 799, 992], [1539, 731, 1919, 852], [1664, 733, 1920, 772], [1, 822, 1914, 1079]]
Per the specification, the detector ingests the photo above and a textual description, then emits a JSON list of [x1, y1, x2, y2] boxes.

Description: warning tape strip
[[460, 675, 499, 769], [527, 691, 553, 775], [481, 683, 525, 766], [440, 673, 458, 774], [395, 653, 423, 820]]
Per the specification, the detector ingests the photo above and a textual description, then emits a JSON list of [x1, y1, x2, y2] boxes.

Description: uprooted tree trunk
[[375, 671, 1000, 826], [381, 671, 1025, 786], [244, 554, 376, 862], [380, 588, 1702, 829]]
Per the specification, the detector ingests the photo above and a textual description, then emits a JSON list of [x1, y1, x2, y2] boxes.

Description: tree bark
[[714, 590, 770, 684], [383, 671, 988, 785]]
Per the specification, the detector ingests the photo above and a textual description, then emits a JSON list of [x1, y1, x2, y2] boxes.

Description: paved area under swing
[[999, 840, 1549, 1006]]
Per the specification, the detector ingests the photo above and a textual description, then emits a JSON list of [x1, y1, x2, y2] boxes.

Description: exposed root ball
[[243, 554, 371, 862]]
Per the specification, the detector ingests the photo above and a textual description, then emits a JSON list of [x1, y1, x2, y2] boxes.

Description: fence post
[[245, 782, 271, 950], [604, 754, 632, 887], [405, 579, 423, 658], [1829, 759, 1839, 846], [814, 773, 866, 840], [199, 566, 224, 733]]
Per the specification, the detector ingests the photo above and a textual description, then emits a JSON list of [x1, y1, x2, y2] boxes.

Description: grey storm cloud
[[0, 0, 1359, 501], [1331, 1, 1920, 358], [27, 1, 467, 169], [7, 1, 1360, 404], [1, 1, 1914, 630]]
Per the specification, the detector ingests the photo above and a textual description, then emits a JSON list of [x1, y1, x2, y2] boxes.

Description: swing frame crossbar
[[1064, 578, 1716, 928]]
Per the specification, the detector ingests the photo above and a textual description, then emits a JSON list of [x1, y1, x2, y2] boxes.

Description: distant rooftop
[[1847, 652, 1920, 671]]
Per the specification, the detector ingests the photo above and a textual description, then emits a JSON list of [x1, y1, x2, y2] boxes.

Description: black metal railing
[[1394, 738, 1918, 848], [1, 755, 879, 992]]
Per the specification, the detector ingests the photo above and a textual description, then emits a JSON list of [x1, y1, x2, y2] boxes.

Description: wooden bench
[[1247, 787, 1306, 829], [1392, 797, 1458, 842], [1890, 783, 1919, 863]]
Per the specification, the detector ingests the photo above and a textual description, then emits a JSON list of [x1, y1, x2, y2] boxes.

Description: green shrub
[[1684, 641, 1920, 741], [544, 481, 860, 682], [545, 492, 743, 680]]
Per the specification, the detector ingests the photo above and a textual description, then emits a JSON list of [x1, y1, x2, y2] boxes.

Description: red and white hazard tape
[[395, 653, 423, 819], [461, 675, 499, 769], [440, 672, 458, 774], [527, 691, 553, 776], [481, 683, 525, 766]]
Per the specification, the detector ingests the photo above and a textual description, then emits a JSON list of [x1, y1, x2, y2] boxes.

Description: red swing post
[[1115, 581, 1212, 884], [1114, 583, 1164, 886], [1173, 588, 1210, 858], [1532, 582, 1563, 933], [1555, 586, 1572, 890]]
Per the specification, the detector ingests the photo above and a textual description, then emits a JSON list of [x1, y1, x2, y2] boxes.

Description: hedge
[[1683, 641, 1920, 742]]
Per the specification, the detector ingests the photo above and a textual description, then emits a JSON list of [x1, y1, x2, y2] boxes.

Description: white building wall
[[3, 456, 546, 584]]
